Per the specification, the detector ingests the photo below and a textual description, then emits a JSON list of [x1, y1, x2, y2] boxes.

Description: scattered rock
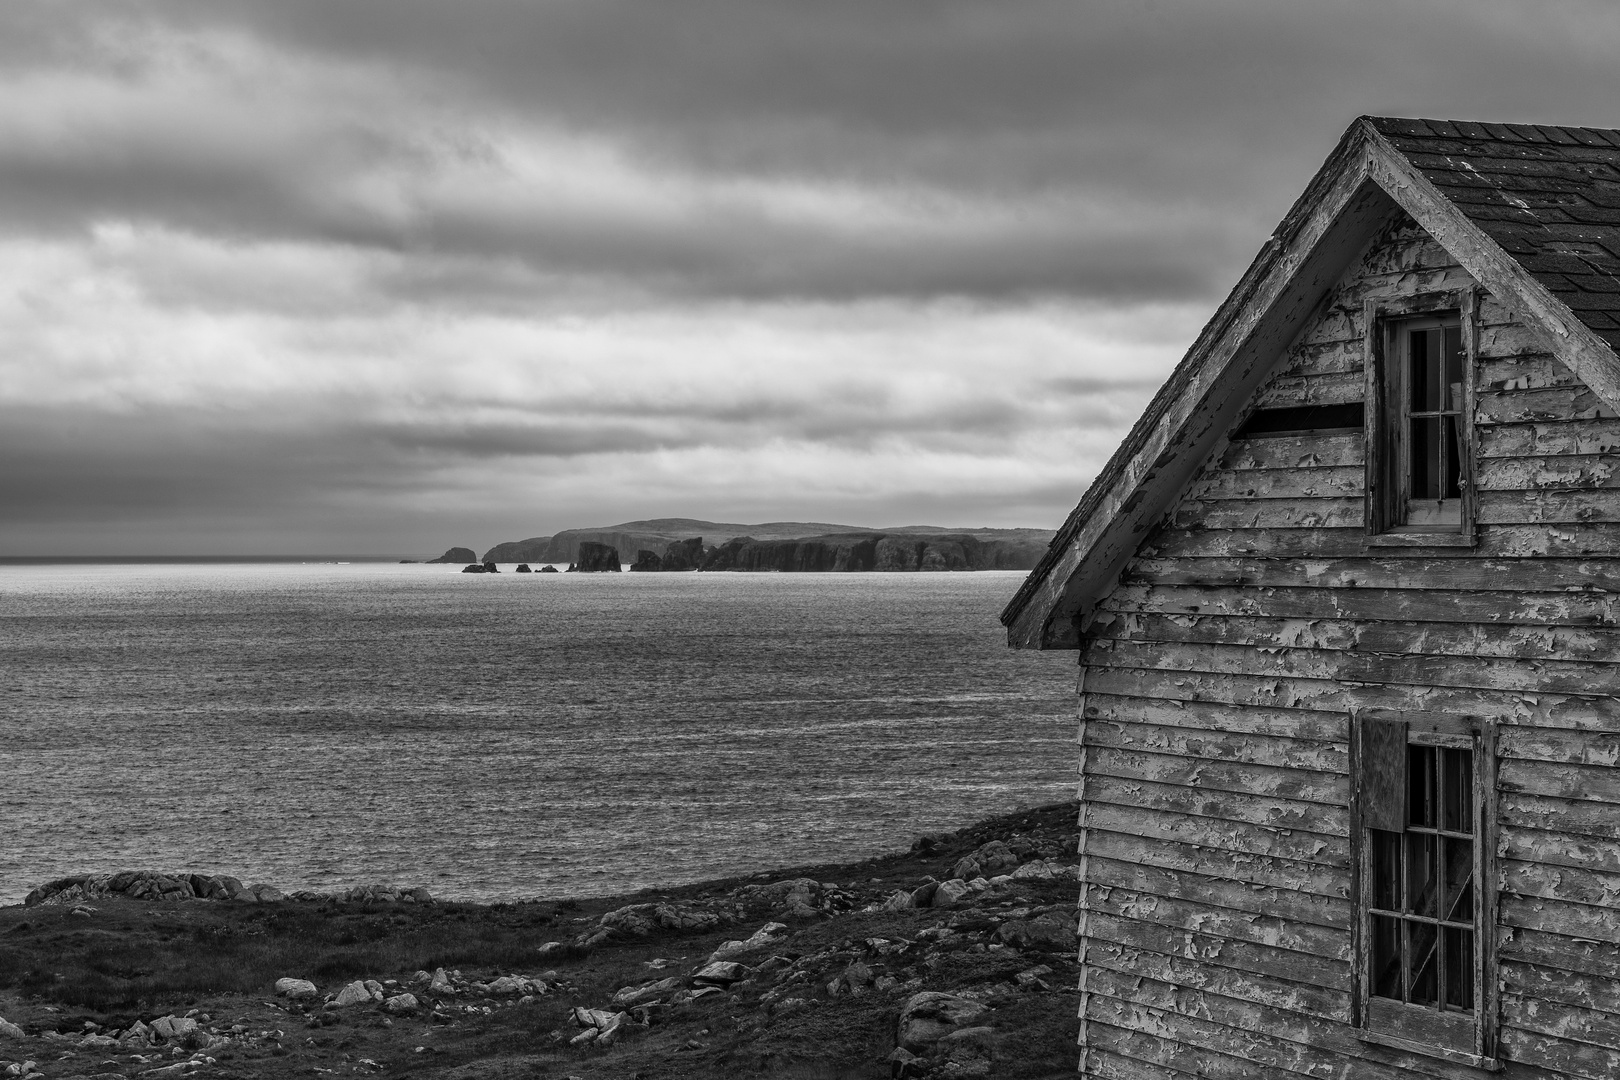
[[333, 981, 372, 1007], [275, 978, 318, 999], [383, 994, 419, 1015], [896, 992, 991, 1054], [949, 841, 1019, 881], [692, 961, 749, 987], [929, 880, 973, 908], [149, 1016, 198, 1043], [0, 1017, 24, 1039], [994, 912, 1079, 952], [709, 921, 788, 961]]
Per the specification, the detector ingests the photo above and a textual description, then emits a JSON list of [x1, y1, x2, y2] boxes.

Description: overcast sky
[[6, 0, 1620, 554]]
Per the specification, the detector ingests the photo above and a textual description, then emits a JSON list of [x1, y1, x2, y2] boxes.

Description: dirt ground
[[0, 802, 1081, 1080]]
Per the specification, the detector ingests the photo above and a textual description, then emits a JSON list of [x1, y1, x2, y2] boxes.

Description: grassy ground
[[0, 802, 1080, 1079]]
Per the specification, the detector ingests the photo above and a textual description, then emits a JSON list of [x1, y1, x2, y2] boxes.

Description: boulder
[[383, 993, 419, 1015], [249, 884, 284, 902], [881, 890, 916, 912], [428, 967, 456, 995], [949, 841, 1019, 881], [1010, 859, 1083, 882], [461, 563, 486, 574], [515, 563, 532, 573], [994, 912, 1079, 952], [0, 1017, 24, 1039], [539, 565, 559, 573], [150, 1016, 198, 1043], [692, 961, 749, 986], [333, 981, 372, 1007], [897, 993, 991, 1054], [612, 976, 683, 1007], [709, 922, 788, 961], [275, 978, 318, 999], [930, 879, 973, 907], [487, 976, 524, 996], [427, 547, 477, 564]]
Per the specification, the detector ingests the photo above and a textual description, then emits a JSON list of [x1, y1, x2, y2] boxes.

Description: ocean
[[0, 562, 1078, 907]]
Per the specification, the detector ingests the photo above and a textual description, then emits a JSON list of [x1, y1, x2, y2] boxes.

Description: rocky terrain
[[0, 803, 1080, 1079]]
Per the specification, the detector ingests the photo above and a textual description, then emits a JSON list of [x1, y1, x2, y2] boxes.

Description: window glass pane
[[1410, 416, 1441, 500], [1408, 744, 1436, 827], [1371, 829, 1401, 911], [1444, 926, 1474, 1011], [1410, 328, 1444, 411], [1443, 836, 1475, 923], [1407, 832, 1438, 918], [1408, 921, 1439, 1006], [1372, 915, 1403, 1000], [1443, 747, 1473, 833]]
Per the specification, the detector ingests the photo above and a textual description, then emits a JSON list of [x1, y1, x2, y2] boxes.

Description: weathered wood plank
[[1081, 693, 1348, 743], [1478, 455, 1620, 491], [1499, 1025, 1620, 1080], [1254, 371, 1364, 409], [1502, 821, 1620, 875], [1102, 582, 1620, 629], [1501, 925, 1620, 982], [1084, 717, 1348, 772], [1087, 637, 1620, 698], [1504, 858, 1620, 909], [1170, 498, 1363, 530], [1096, 610, 1620, 665], [1501, 758, 1620, 806], [1086, 978, 1478, 1080], [1086, 910, 1347, 994], [1121, 554, 1620, 594], [1475, 385, 1617, 424], [1501, 728, 1620, 766], [1503, 960, 1620, 1016], [1085, 773, 1346, 834], [1087, 939, 1349, 1024], [1088, 855, 1349, 931], [1477, 354, 1578, 390], [1217, 435, 1362, 471], [1088, 745, 1346, 806], [1276, 339, 1364, 379], [1187, 466, 1363, 501], [1478, 488, 1620, 524], [1481, 419, 1620, 458], [1086, 1025, 1300, 1080], [1502, 893, 1620, 944], [1141, 522, 1620, 559], [1087, 1042, 1200, 1080], [1503, 991, 1620, 1055], [1086, 886, 1349, 959], [1086, 827, 1349, 899], [1083, 802, 1347, 867], [1503, 795, 1620, 844], [1477, 321, 1555, 357], [1082, 665, 1620, 730]]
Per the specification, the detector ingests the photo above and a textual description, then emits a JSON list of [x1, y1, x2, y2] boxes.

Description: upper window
[[1364, 294, 1478, 543], [1353, 711, 1498, 1070]]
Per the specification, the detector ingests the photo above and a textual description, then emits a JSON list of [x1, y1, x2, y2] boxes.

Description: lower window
[[1354, 710, 1497, 1067]]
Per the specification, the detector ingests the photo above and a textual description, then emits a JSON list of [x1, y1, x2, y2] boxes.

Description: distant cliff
[[698, 532, 1047, 572], [426, 547, 477, 564], [483, 519, 1052, 568]]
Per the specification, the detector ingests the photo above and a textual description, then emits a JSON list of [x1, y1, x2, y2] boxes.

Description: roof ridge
[[1363, 114, 1620, 142]]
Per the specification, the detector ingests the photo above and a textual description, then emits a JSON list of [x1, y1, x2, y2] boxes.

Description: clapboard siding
[[1078, 215, 1620, 1078]]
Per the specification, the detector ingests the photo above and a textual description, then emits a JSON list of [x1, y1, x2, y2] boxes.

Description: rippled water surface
[[0, 563, 1077, 905]]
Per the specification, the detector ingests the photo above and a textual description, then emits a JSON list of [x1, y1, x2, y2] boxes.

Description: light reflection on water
[[0, 563, 1076, 905]]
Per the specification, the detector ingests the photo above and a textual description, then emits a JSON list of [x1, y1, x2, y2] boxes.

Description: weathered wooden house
[[1003, 116, 1620, 1079]]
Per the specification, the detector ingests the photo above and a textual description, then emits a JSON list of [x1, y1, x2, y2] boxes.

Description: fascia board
[[1005, 134, 1388, 650]]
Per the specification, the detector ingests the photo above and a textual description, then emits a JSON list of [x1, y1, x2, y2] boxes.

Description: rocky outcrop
[[23, 872, 434, 907], [515, 563, 532, 573], [629, 550, 663, 572], [461, 561, 500, 574], [567, 542, 621, 572], [539, 565, 559, 573], [426, 547, 477, 564], [627, 536, 704, 572]]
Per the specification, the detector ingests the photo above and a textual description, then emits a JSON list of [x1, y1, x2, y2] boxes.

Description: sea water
[[0, 563, 1077, 906]]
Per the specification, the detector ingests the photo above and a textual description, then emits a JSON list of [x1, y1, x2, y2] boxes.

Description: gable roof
[[1002, 115, 1620, 650]]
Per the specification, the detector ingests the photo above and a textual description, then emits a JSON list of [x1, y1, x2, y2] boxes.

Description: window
[[1364, 293, 1478, 544], [1353, 710, 1498, 1070]]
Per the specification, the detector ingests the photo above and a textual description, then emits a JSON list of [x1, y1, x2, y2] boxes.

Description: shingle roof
[[1001, 116, 1620, 649], [1368, 117, 1620, 350]]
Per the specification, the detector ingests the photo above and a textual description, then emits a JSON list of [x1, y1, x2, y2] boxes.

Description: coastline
[[0, 801, 1080, 1079]]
